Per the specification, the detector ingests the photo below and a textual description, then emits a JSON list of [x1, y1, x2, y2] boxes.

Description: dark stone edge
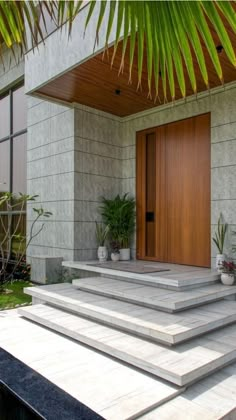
[[0, 347, 104, 420]]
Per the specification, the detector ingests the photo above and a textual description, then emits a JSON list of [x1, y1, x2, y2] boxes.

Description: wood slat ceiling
[[37, 16, 236, 117]]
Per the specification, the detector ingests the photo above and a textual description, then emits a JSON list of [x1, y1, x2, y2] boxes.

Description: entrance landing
[[63, 260, 220, 291]]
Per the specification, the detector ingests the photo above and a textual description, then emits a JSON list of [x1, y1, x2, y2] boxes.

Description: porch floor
[[1, 262, 236, 419], [63, 260, 219, 290]]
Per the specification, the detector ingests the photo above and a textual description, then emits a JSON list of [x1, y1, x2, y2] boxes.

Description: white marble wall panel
[[27, 98, 76, 260], [26, 69, 236, 265], [212, 140, 236, 168], [27, 151, 75, 179]]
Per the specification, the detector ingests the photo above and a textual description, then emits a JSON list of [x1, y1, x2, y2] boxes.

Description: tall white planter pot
[[119, 248, 130, 261], [216, 254, 226, 273], [97, 246, 108, 262]]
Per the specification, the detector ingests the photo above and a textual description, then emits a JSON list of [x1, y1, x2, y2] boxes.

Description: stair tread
[[1, 314, 181, 420], [19, 303, 236, 386], [73, 277, 236, 312], [63, 261, 219, 290], [25, 283, 236, 345]]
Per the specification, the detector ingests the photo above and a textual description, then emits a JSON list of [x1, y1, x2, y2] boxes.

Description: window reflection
[[0, 95, 9, 138], [0, 84, 27, 259], [0, 140, 10, 192], [13, 134, 27, 194], [13, 86, 27, 133]]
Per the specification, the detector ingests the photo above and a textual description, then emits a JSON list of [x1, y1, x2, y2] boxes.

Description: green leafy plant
[[100, 194, 135, 249], [95, 222, 109, 246], [0, 192, 52, 293], [212, 214, 227, 254]]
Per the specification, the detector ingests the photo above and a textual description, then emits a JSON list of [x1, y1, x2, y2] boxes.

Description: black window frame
[[0, 82, 27, 261], [0, 82, 27, 192]]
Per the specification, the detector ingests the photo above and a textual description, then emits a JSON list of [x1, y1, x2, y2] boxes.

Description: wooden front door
[[136, 113, 211, 267]]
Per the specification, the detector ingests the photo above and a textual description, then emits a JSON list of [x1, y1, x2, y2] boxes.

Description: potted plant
[[95, 222, 109, 262], [100, 194, 135, 261], [110, 241, 120, 262], [221, 261, 236, 285], [212, 214, 227, 272]]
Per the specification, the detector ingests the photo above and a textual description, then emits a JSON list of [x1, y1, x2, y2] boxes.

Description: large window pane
[[0, 95, 9, 139], [13, 86, 27, 133], [13, 134, 27, 194], [0, 140, 10, 192]]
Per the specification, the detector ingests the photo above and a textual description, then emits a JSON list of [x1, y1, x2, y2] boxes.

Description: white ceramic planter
[[97, 246, 108, 262], [119, 248, 130, 261], [111, 252, 120, 262], [221, 273, 235, 286], [216, 254, 226, 273]]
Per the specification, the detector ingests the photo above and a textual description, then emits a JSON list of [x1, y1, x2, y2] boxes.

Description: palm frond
[[0, 0, 236, 101]]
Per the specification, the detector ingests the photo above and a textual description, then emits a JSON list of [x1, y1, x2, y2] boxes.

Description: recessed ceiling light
[[216, 45, 223, 53]]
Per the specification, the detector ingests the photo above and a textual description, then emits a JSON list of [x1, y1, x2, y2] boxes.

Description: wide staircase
[[19, 262, 236, 393]]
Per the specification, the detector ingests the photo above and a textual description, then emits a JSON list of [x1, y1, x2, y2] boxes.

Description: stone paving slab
[[73, 277, 236, 312], [0, 314, 181, 420], [24, 283, 236, 345], [19, 304, 236, 386], [63, 261, 220, 290]]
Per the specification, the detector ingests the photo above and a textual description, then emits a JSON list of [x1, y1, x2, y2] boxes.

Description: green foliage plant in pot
[[100, 194, 135, 261], [212, 214, 227, 272], [95, 222, 109, 262], [221, 261, 236, 286], [110, 241, 120, 262]]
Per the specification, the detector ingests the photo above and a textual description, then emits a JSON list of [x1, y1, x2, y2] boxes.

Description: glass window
[[0, 84, 27, 259], [0, 94, 9, 139], [0, 140, 10, 192], [13, 134, 27, 194], [13, 86, 27, 133]]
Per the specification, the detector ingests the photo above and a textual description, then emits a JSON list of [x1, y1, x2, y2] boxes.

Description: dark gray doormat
[[88, 262, 170, 274]]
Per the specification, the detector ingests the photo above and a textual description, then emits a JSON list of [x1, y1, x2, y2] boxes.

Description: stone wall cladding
[[27, 97, 76, 261], [73, 106, 124, 260], [122, 85, 236, 266], [27, 86, 236, 265]]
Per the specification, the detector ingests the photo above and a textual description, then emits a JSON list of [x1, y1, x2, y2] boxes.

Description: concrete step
[[63, 261, 220, 291], [19, 303, 236, 387], [140, 362, 236, 419], [72, 277, 236, 313], [2, 312, 182, 420], [24, 283, 236, 345]]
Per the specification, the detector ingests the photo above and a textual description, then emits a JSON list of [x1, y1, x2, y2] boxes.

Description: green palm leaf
[[0, 0, 235, 101]]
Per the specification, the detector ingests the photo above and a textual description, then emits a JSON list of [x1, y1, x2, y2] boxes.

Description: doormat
[[88, 262, 170, 274]]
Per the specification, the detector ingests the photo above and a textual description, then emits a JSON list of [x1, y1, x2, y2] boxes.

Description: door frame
[[136, 113, 211, 266]]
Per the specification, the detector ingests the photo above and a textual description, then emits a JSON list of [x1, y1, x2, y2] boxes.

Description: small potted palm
[[100, 194, 135, 261], [212, 214, 227, 272], [221, 261, 236, 285], [95, 222, 109, 262]]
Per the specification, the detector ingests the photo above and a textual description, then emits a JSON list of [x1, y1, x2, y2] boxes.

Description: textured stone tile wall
[[26, 85, 236, 266], [27, 97, 76, 261], [73, 106, 123, 260], [122, 85, 236, 266]]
